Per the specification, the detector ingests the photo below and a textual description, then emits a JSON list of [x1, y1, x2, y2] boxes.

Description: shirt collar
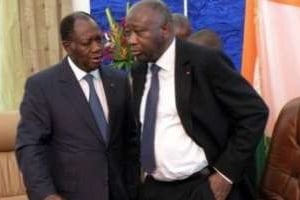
[[67, 56, 101, 81], [151, 37, 176, 72]]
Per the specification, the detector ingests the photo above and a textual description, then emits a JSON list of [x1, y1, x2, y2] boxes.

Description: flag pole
[[183, 0, 188, 17]]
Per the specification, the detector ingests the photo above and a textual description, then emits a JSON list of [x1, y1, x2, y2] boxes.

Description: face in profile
[[63, 18, 104, 72], [125, 6, 167, 63]]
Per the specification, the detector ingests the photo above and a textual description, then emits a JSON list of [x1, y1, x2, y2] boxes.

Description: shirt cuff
[[213, 167, 233, 184]]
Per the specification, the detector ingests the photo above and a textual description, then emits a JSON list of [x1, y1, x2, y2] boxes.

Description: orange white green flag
[[242, 0, 300, 136], [242, 0, 300, 185]]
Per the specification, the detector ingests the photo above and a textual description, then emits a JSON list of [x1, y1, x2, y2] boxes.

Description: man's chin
[[85, 63, 101, 72], [134, 55, 149, 63], [91, 62, 101, 68]]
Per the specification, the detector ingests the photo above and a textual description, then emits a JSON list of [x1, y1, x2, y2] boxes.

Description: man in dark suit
[[172, 13, 192, 40], [16, 12, 139, 200], [188, 29, 223, 50], [125, 1, 268, 200]]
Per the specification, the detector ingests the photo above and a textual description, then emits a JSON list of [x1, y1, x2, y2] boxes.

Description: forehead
[[126, 6, 161, 26], [73, 18, 102, 36]]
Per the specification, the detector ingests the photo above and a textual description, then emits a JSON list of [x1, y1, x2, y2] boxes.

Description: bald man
[[125, 1, 268, 200]]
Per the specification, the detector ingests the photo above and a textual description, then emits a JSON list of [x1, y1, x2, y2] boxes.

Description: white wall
[[72, 0, 90, 13]]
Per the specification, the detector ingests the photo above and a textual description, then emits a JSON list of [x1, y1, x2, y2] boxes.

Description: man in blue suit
[[16, 12, 139, 200]]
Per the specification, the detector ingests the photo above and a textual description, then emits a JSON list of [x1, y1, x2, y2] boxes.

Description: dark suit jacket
[[16, 58, 140, 200], [131, 39, 268, 197]]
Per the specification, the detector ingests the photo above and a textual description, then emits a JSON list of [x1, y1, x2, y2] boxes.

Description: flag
[[242, 0, 300, 185], [242, 0, 300, 136]]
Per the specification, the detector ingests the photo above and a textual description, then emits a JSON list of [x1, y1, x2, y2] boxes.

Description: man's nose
[[91, 40, 103, 52], [126, 32, 138, 45]]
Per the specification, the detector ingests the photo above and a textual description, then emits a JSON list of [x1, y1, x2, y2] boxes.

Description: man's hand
[[208, 173, 232, 200], [44, 194, 65, 200]]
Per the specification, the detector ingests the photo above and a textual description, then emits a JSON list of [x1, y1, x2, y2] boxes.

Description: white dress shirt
[[139, 39, 208, 181], [68, 57, 109, 121]]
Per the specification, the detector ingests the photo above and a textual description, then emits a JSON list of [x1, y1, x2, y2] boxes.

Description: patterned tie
[[84, 74, 109, 144], [141, 64, 160, 173]]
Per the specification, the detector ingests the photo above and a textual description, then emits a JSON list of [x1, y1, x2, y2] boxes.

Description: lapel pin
[[186, 71, 191, 75]]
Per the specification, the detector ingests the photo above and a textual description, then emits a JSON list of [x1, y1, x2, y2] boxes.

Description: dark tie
[[84, 74, 109, 144], [141, 64, 160, 173]]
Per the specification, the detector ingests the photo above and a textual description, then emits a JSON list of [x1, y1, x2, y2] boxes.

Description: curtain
[[0, 0, 27, 111], [19, 0, 72, 73], [0, 0, 72, 111]]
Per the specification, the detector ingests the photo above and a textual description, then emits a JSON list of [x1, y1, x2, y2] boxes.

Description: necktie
[[141, 64, 160, 173], [84, 74, 109, 144]]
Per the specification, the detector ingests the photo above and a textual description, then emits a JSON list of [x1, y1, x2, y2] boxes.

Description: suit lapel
[[58, 58, 106, 145], [131, 63, 148, 122], [175, 40, 193, 135], [99, 66, 117, 145]]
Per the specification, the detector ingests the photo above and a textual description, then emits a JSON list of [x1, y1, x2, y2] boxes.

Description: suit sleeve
[[123, 75, 140, 200], [205, 51, 269, 182], [16, 76, 57, 200]]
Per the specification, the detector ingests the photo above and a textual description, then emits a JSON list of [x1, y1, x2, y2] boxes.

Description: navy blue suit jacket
[[16, 58, 140, 200]]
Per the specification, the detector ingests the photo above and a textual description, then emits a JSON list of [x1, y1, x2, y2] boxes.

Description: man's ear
[[62, 40, 71, 53], [161, 22, 173, 37]]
